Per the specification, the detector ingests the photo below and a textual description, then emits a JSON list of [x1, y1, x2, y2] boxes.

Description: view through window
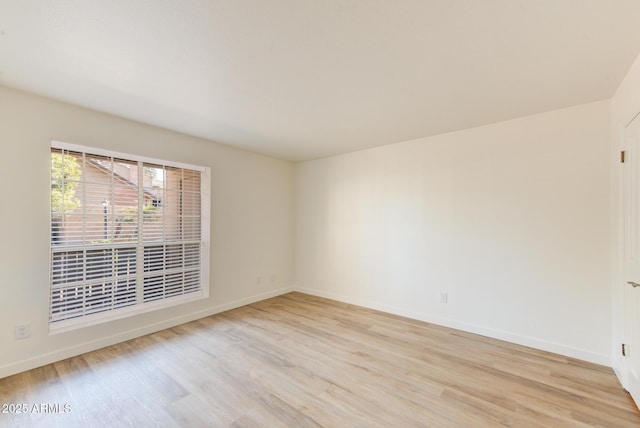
[[50, 142, 209, 330]]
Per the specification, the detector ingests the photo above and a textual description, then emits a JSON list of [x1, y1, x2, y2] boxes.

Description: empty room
[[3, 0, 640, 426]]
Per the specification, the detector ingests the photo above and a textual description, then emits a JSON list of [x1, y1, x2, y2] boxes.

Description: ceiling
[[2, 1, 640, 161]]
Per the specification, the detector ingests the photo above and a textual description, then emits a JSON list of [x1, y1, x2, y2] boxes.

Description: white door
[[623, 113, 640, 405]]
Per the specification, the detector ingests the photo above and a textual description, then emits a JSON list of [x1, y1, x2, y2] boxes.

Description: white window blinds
[[50, 142, 209, 330]]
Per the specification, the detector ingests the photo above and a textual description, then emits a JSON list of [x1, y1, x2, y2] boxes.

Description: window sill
[[48, 291, 207, 335]]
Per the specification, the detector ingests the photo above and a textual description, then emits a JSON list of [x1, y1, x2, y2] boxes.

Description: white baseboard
[[612, 354, 628, 389], [2, 285, 612, 379], [296, 287, 611, 367], [0, 286, 293, 379]]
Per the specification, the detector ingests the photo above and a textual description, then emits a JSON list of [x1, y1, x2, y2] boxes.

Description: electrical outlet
[[15, 323, 30, 340], [256, 276, 262, 285], [270, 274, 277, 285], [439, 293, 448, 304]]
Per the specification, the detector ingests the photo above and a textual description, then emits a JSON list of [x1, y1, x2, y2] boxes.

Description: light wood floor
[[1, 292, 639, 427]]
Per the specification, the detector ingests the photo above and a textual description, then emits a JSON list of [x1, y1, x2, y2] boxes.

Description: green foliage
[[117, 202, 158, 224], [143, 201, 158, 216], [144, 167, 158, 179], [51, 153, 81, 213]]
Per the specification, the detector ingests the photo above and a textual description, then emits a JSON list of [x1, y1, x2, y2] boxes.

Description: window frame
[[49, 140, 211, 334]]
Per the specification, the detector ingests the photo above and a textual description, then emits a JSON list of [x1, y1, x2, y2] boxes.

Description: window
[[50, 141, 210, 332]]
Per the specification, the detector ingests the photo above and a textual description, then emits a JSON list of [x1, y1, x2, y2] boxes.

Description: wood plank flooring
[[1, 292, 639, 427]]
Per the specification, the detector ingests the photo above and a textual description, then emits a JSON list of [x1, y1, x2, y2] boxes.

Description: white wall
[[0, 81, 617, 378], [610, 52, 640, 383], [0, 85, 294, 378], [296, 101, 612, 364]]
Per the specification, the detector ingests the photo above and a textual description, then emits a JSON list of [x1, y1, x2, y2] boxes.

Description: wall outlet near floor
[[439, 292, 448, 304], [15, 323, 30, 340], [270, 274, 277, 285]]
